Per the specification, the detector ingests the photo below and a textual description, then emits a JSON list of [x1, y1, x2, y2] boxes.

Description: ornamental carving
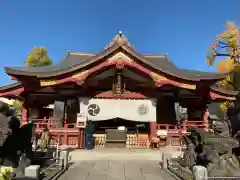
[[149, 72, 167, 87], [40, 80, 56, 87], [95, 90, 147, 99], [149, 72, 196, 89], [105, 31, 134, 49], [108, 52, 133, 63], [179, 84, 196, 90], [72, 70, 89, 81], [220, 101, 234, 111], [116, 62, 125, 69], [76, 80, 84, 86]]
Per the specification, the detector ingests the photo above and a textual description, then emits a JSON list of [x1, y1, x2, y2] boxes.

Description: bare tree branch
[[219, 45, 231, 49], [219, 41, 229, 46], [215, 52, 231, 56]]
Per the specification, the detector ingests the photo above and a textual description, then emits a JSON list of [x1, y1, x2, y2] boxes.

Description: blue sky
[[0, 0, 239, 85]]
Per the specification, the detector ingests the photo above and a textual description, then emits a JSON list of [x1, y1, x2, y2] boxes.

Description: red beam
[[40, 59, 196, 90], [0, 87, 24, 97]]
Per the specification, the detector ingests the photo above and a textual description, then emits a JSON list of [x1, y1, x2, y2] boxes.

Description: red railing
[[185, 120, 204, 128], [31, 119, 85, 149], [156, 120, 205, 147], [32, 119, 77, 130], [30, 119, 204, 148], [156, 120, 205, 131]]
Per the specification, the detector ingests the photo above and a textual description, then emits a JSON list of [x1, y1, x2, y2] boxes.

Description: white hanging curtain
[[79, 98, 156, 122]]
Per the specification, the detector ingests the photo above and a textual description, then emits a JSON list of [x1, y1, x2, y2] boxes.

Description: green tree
[[206, 21, 240, 111], [25, 46, 53, 67], [11, 100, 23, 114]]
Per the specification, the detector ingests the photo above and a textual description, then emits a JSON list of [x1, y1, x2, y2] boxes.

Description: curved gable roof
[[0, 82, 22, 91], [5, 32, 227, 81]]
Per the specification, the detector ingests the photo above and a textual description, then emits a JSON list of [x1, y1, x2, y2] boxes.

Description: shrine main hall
[[0, 32, 237, 148]]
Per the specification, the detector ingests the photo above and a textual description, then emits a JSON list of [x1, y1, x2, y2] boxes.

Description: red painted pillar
[[78, 128, 85, 149], [21, 101, 28, 125], [149, 122, 157, 140]]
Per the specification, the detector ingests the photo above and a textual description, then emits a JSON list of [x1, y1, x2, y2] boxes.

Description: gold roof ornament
[[105, 31, 135, 49]]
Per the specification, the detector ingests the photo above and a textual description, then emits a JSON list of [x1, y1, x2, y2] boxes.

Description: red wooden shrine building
[[0, 32, 237, 148]]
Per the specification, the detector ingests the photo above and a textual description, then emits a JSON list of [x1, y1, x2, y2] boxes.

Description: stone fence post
[[162, 152, 172, 169], [59, 150, 70, 170], [25, 165, 40, 179], [193, 165, 208, 180]]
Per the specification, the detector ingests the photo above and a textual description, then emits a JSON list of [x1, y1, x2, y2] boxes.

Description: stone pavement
[[58, 148, 179, 180]]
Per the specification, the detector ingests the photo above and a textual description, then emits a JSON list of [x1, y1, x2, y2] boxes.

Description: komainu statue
[[177, 105, 240, 177], [0, 101, 35, 172], [37, 128, 51, 151]]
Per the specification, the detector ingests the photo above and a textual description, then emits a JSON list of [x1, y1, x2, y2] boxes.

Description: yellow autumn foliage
[[25, 47, 52, 67], [217, 61, 226, 73], [207, 21, 240, 112], [220, 101, 233, 111], [207, 21, 239, 71], [217, 77, 231, 88], [217, 58, 234, 73]]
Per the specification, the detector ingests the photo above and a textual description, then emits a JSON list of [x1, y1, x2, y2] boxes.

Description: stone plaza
[[59, 148, 179, 180]]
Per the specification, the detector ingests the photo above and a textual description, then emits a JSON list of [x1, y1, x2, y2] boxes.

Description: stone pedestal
[[193, 165, 208, 180], [162, 152, 171, 169], [24, 165, 40, 179], [59, 150, 70, 170]]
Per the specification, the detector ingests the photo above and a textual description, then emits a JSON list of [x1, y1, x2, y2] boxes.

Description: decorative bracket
[[108, 52, 133, 69], [71, 70, 89, 85], [40, 80, 56, 87], [149, 72, 168, 87]]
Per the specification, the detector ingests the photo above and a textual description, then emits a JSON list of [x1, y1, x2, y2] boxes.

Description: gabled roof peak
[[105, 31, 135, 49]]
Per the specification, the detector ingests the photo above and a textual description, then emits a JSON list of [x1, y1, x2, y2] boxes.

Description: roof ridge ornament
[[105, 31, 135, 50], [64, 49, 71, 58]]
